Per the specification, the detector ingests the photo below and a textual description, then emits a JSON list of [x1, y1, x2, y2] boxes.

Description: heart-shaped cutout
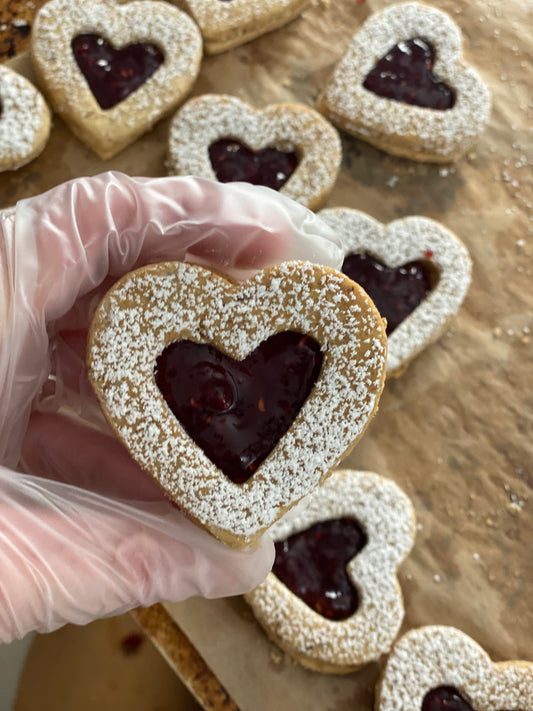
[[363, 37, 455, 110], [71, 34, 164, 110], [208, 139, 299, 191], [317, 2, 491, 162], [341, 253, 437, 336], [178, 0, 310, 54], [87, 262, 387, 548], [31, 0, 202, 159], [246, 470, 416, 672], [272, 517, 367, 620], [0, 65, 51, 172], [377, 626, 533, 711], [154, 332, 322, 484], [317, 208, 472, 377], [167, 94, 342, 211], [423, 687, 516, 711]]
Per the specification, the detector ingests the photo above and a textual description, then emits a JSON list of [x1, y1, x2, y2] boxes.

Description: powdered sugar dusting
[[182, 0, 310, 53], [0, 65, 50, 170], [87, 262, 387, 546], [245, 469, 416, 670], [318, 2, 491, 160], [318, 208, 472, 376], [379, 626, 533, 711], [31, 0, 201, 154], [167, 94, 342, 210]]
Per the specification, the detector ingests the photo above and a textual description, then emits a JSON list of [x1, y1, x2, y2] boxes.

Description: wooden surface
[[1, 0, 531, 709]]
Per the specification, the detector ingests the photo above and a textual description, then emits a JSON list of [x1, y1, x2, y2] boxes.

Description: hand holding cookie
[[0, 171, 342, 643]]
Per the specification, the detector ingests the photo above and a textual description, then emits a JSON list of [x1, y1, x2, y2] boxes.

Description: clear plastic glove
[[0, 171, 342, 643]]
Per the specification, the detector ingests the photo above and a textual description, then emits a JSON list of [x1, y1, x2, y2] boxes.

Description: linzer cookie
[[0, 65, 51, 172], [31, 0, 202, 159], [167, 94, 342, 211], [317, 3, 491, 162], [245, 469, 416, 673], [318, 208, 472, 377], [377, 626, 533, 711], [173, 0, 310, 55], [87, 262, 387, 548]]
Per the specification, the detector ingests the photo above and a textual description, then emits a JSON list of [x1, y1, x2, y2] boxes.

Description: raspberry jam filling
[[154, 331, 322, 484], [341, 253, 436, 335], [422, 687, 515, 711], [71, 34, 164, 110], [422, 687, 474, 711], [209, 139, 299, 191], [273, 518, 367, 620], [363, 37, 455, 110]]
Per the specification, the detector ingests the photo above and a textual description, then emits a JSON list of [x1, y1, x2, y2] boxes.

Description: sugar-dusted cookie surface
[[171, 0, 310, 55], [245, 469, 416, 673], [377, 626, 533, 711], [167, 94, 342, 211], [87, 262, 387, 549], [0, 65, 51, 172], [317, 2, 491, 163], [318, 208, 472, 377], [31, 0, 202, 160]]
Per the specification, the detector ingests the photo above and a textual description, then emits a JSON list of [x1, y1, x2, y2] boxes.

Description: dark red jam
[[272, 518, 367, 620], [363, 37, 455, 110], [71, 34, 164, 110], [208, 139, 299, 191], [120, 632, 145, 656], [423, 687, 517, 711], [154, 331, 322, 484], [341, 253, 436, 335], [422, 687, 475, 711]]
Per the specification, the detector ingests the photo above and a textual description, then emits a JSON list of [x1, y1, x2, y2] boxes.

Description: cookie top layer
[[87, 261, 387, 548], [318, 2, 491, 160], [318, 209, 472, 376], [246, 469, 416, 672], [167, 94, 342, 211], [378, 626, 533, 711], [0, 65, 51, 171], [181, 0, 310, 54]]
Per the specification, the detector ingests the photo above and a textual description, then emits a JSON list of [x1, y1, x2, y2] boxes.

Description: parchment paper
[[1, 0, 531, 708]]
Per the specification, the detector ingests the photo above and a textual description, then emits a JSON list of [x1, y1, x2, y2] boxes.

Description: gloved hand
[[0, 171, 342, 643]]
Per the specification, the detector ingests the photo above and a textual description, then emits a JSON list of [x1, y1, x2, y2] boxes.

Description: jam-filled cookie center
[[273, 518, 367, 620], [363, 37, 455, 110], [341, 253, 438, 335], [71, 33, 164, 110], [154, 331, 322, 484], [422, 686, 517, 711], [209, 138, 299, 191]]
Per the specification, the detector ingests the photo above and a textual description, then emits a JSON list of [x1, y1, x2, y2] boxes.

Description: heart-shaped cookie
[[174, 0, 310, 54], [31, 0, 202, 159], [377, 626, 533, 711], [316, 2, 491, 162], [0, 65, 51, 172], [245, 469, 416, 673], [317, 208, 472, 377], [167, 94, 342, 211], [87, 262, 387, 548]]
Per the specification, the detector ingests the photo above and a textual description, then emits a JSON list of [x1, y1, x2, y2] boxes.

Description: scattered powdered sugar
[[0, 65, 50, 170], [245, 469, 416, 670], [318, 2, 491, 160], [379, 626, 533, 711], [318, 208, 472, 376], [31, 0, 201, 145], [167, 94, 342, 210], [87, 261, 386, 546]]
